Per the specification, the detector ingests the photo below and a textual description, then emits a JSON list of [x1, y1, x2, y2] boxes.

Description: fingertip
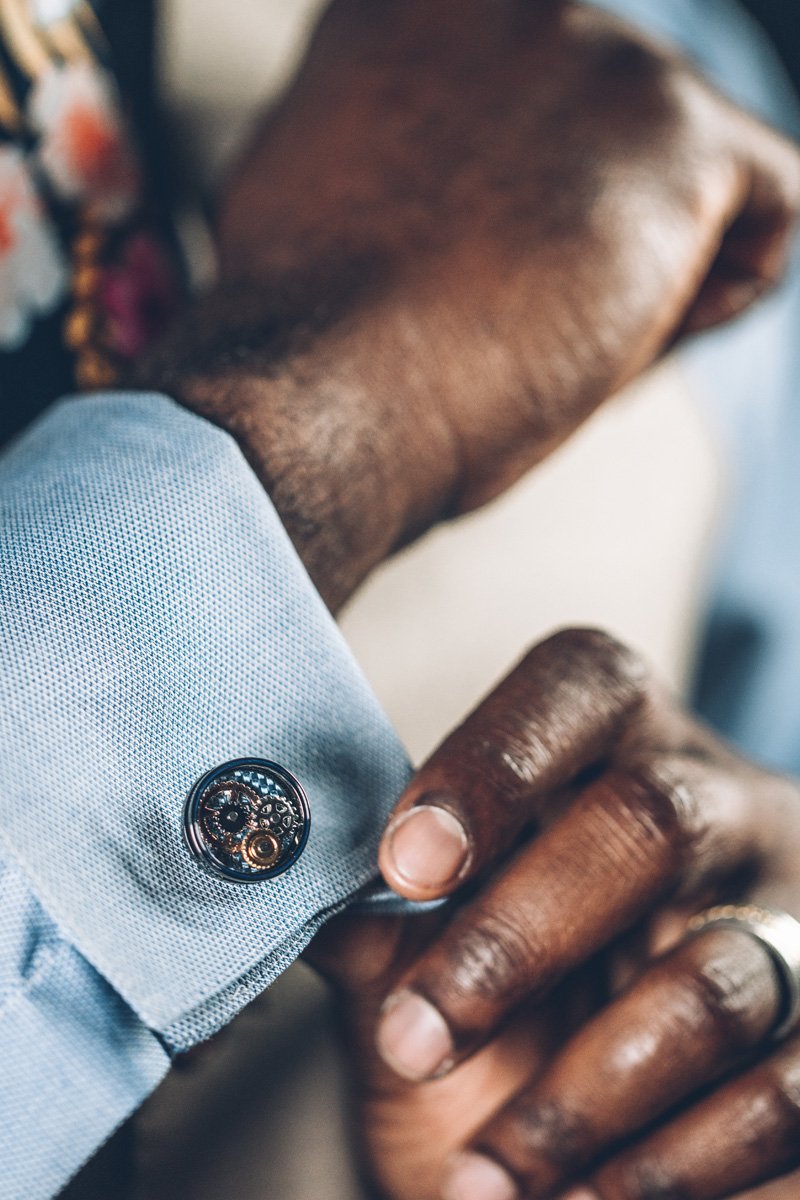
[[379, 800, 472, 900], [376, 988, 455, 1081], [441, 1152, 519, 1200]]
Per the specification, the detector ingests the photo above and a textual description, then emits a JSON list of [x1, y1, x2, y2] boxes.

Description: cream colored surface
[[159, 0, 328, 191], [341, 360, 723, 762], [133, 6, 728, 1199]]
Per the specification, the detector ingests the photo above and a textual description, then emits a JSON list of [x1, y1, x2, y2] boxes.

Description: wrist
[[135, 280, 459, 611]]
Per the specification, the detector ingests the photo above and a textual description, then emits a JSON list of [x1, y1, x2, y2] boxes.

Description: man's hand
[[139, 0, 800, 612], [343, 628, 800, 1200], [309, 906, 573, 1200]]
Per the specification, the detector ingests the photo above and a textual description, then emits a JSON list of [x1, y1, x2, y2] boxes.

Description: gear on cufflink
[[184, 759, 311, 883], [200, 781, 261, 844]]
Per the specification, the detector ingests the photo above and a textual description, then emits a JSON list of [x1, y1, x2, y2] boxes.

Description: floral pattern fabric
[[0, 0, 180, 445], [30, 60, 139, 222], [0, 144, 65, 348]]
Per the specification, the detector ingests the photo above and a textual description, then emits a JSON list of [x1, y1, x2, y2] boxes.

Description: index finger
[[376, 753, 757, 1083], [379, 628, 648, 901]]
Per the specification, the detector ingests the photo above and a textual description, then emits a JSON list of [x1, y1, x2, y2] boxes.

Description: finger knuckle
[[508, 1096, 590, 1171], [538, 627, 648, 700], [596, 1153, 688, 1200], [765, 1045, 800, 1144], [622, 760, 700, 857], [444, 910, 532, 1004], [471, 628, 649, 796], [617, 1161, 688, 1200], [572, 14, 701, 143], [686, 938, 767, 1056], [729, 1075, 800, 1165], [565, 9, 672, 96], [594, 35, 673, 100]]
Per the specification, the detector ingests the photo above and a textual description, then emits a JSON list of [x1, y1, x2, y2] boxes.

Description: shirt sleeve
[[0, 392, 412, 1197], [583, 3, 800, 774], [0, 858, 169, 1200]]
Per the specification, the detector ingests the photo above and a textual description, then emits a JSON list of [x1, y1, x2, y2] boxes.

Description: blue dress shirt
[[0, 395, 412, 1198]]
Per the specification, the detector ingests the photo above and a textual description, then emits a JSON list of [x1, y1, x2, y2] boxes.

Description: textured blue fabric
[[0, 859, 169, 1200], [0, 393, 411, 1197], [0, 393, 411, 1045]]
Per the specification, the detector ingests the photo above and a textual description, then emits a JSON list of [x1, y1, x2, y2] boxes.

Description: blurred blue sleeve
[[589, 2, 800, 773]]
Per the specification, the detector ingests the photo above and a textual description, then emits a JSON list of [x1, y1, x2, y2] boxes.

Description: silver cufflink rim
[[183, 757, 311, 883]]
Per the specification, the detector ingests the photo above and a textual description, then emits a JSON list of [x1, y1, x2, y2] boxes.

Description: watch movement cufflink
[[183, 758, 310, 882]]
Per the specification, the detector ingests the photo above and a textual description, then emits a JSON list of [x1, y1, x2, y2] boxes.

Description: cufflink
[[183, 758, 310, 882]]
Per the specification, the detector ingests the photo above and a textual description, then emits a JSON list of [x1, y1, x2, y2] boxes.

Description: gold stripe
[[0, 61, 21, 129], [0, 0, 51, 78]]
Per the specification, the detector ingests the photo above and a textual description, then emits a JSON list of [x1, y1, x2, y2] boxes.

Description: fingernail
[[559, 1189, 601, 1200], [442, 1152, 518, 1200], [385, 803, 470, 891], [377, 989, 454, 1081]]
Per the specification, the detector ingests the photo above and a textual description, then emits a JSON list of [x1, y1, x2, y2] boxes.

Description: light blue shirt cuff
[[0, 858, 169, 1200], [0, 393, 412, 1057]]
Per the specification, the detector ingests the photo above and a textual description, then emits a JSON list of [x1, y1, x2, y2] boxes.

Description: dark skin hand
[[312, 629, 800, 1200], [138, 0, 800, 611], [134, 3, 800, 1193]]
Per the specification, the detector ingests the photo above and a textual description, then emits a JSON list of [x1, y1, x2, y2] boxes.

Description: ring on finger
[[688, 904, 800, 1040]]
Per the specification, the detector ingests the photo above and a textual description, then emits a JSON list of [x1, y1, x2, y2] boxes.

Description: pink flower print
[[29, 62, 139, 222], [100, 231, 179, 360], [0, 147, 66, 349]]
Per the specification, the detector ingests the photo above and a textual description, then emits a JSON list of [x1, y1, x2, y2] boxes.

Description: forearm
[[135, 280, 460, 612], [135, 0, 800, 622]]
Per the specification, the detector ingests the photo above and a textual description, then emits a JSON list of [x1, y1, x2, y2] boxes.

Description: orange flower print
[[29, 62, 139, 222], [0, 146, 66, 348]]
